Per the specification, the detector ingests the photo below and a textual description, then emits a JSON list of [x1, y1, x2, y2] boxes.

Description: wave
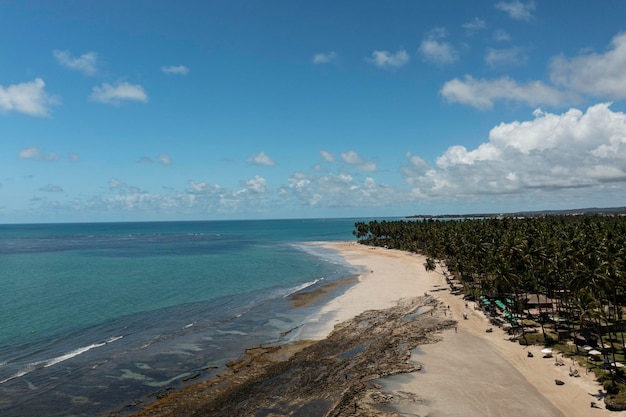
[[0, 336, 123, 385], [282, 278, 322, 298]]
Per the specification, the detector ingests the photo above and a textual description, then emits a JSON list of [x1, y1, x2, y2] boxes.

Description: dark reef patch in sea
[[0, 273, 359, 417]]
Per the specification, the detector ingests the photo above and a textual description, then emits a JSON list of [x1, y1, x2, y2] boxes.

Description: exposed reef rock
[[126, 296, 455, 417]]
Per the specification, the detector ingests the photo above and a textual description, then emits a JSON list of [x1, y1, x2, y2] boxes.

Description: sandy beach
[[307, 242, 616, 416], [131, 241, 618, 416]]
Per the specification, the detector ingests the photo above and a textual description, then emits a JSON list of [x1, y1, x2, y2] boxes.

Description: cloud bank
[[403, 103, 626, 199], [22, 103, 626, 218], [443, 32, 626, 110]]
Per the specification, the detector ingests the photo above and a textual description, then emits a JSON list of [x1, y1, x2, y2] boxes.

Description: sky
[[2, 1, 626, 223]]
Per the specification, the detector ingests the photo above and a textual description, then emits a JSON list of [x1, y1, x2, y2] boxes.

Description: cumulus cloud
[[442, 32, 626, 110], [419, 28, 458, 66], [402, 103, 626, 200], [550, 32, 626, 100], [161, 65, 189, 75], [18, 146, 59, 161], [68, 152, 80, 162], [440, 75, 569, 110], [282, 171, 401, 208], [368, 50, 410, 69], [246, 151, 276, 166], [158, 154, 172, 165], [188, 180, 220, 193], [53, 50, 98, 75], [185, 178, 273, 212], [0, 78, 58, 117], [90, 82, 148, 104], [340, 151, 377, 172], [462, 17, 486, 35], [485, 47, 528, 68], [312, 52, 337, 64], [492, 29, 511, 42], [495, 0, 535, 21], [320, 150, 335, 162], [108, 178, 125, 189], [240, 176, 268, 194]]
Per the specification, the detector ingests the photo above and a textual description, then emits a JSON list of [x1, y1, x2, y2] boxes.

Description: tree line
[[353, 216, 626, 345]]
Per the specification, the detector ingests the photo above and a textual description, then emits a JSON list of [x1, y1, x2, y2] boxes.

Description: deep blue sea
[[0, 218, 379, 417]]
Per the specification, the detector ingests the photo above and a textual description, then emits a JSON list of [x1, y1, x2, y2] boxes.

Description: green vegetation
[[353, 215, 626, 407]]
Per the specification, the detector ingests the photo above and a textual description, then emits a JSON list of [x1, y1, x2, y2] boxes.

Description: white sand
[[300, 242, 616, 416]]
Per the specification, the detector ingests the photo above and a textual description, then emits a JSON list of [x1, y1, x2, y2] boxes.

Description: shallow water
[[0, 219, 382, 416]]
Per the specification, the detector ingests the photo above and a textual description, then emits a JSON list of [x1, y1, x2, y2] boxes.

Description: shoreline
[[320, 242, 615, 416], [129, 241, 616, 416]]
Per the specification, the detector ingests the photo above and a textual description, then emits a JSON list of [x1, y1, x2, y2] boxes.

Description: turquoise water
[[0, 218, 378, 416]]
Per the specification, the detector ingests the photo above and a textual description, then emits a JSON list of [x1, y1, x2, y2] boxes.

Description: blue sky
[[2, 1, 626, 223]]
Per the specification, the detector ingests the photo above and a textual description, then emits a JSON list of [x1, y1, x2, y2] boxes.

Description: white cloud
[[320, 150, 335, 162], [0, 78, 58, 117], [241, 176, 268, 194], [246, 151, 276, 166], [340, 150, 361, 165], [188, 180, 221, 193], [158, 154, 172, 165], [440, 75, 569, 110], [485, 47, 528, 68], [462, 17, 486, 35], [312, 52, 337, 64], [284, 171, 401, 208], [184, 178, 274, 213], [340, 151, 377, 172], [436, 143, 502, 168], [419, 28, 458, 66], [68, 152, 80, 162], [53, 50, 98, 75], [492, 29, 511, 42], [550, 32, 626, 100], [90, 82, 148, 105], [108, 178, 127, 189], [495, 0, 535, 21], [18, 146, 59, 161], [368, 50, 410, 69], [161, 65, 189, 75], [403, 103, 626, 200]]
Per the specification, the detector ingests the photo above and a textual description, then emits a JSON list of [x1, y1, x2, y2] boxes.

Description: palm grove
[[353, 215, 626, 403]]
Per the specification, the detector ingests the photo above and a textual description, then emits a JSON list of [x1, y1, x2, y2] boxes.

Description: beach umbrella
[[541, 348, 553, 355], [582, 345, 593, 351], [589, 349, 602, 356]]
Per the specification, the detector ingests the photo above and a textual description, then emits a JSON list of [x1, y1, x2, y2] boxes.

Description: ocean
[[0, 218, 376, 417]]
